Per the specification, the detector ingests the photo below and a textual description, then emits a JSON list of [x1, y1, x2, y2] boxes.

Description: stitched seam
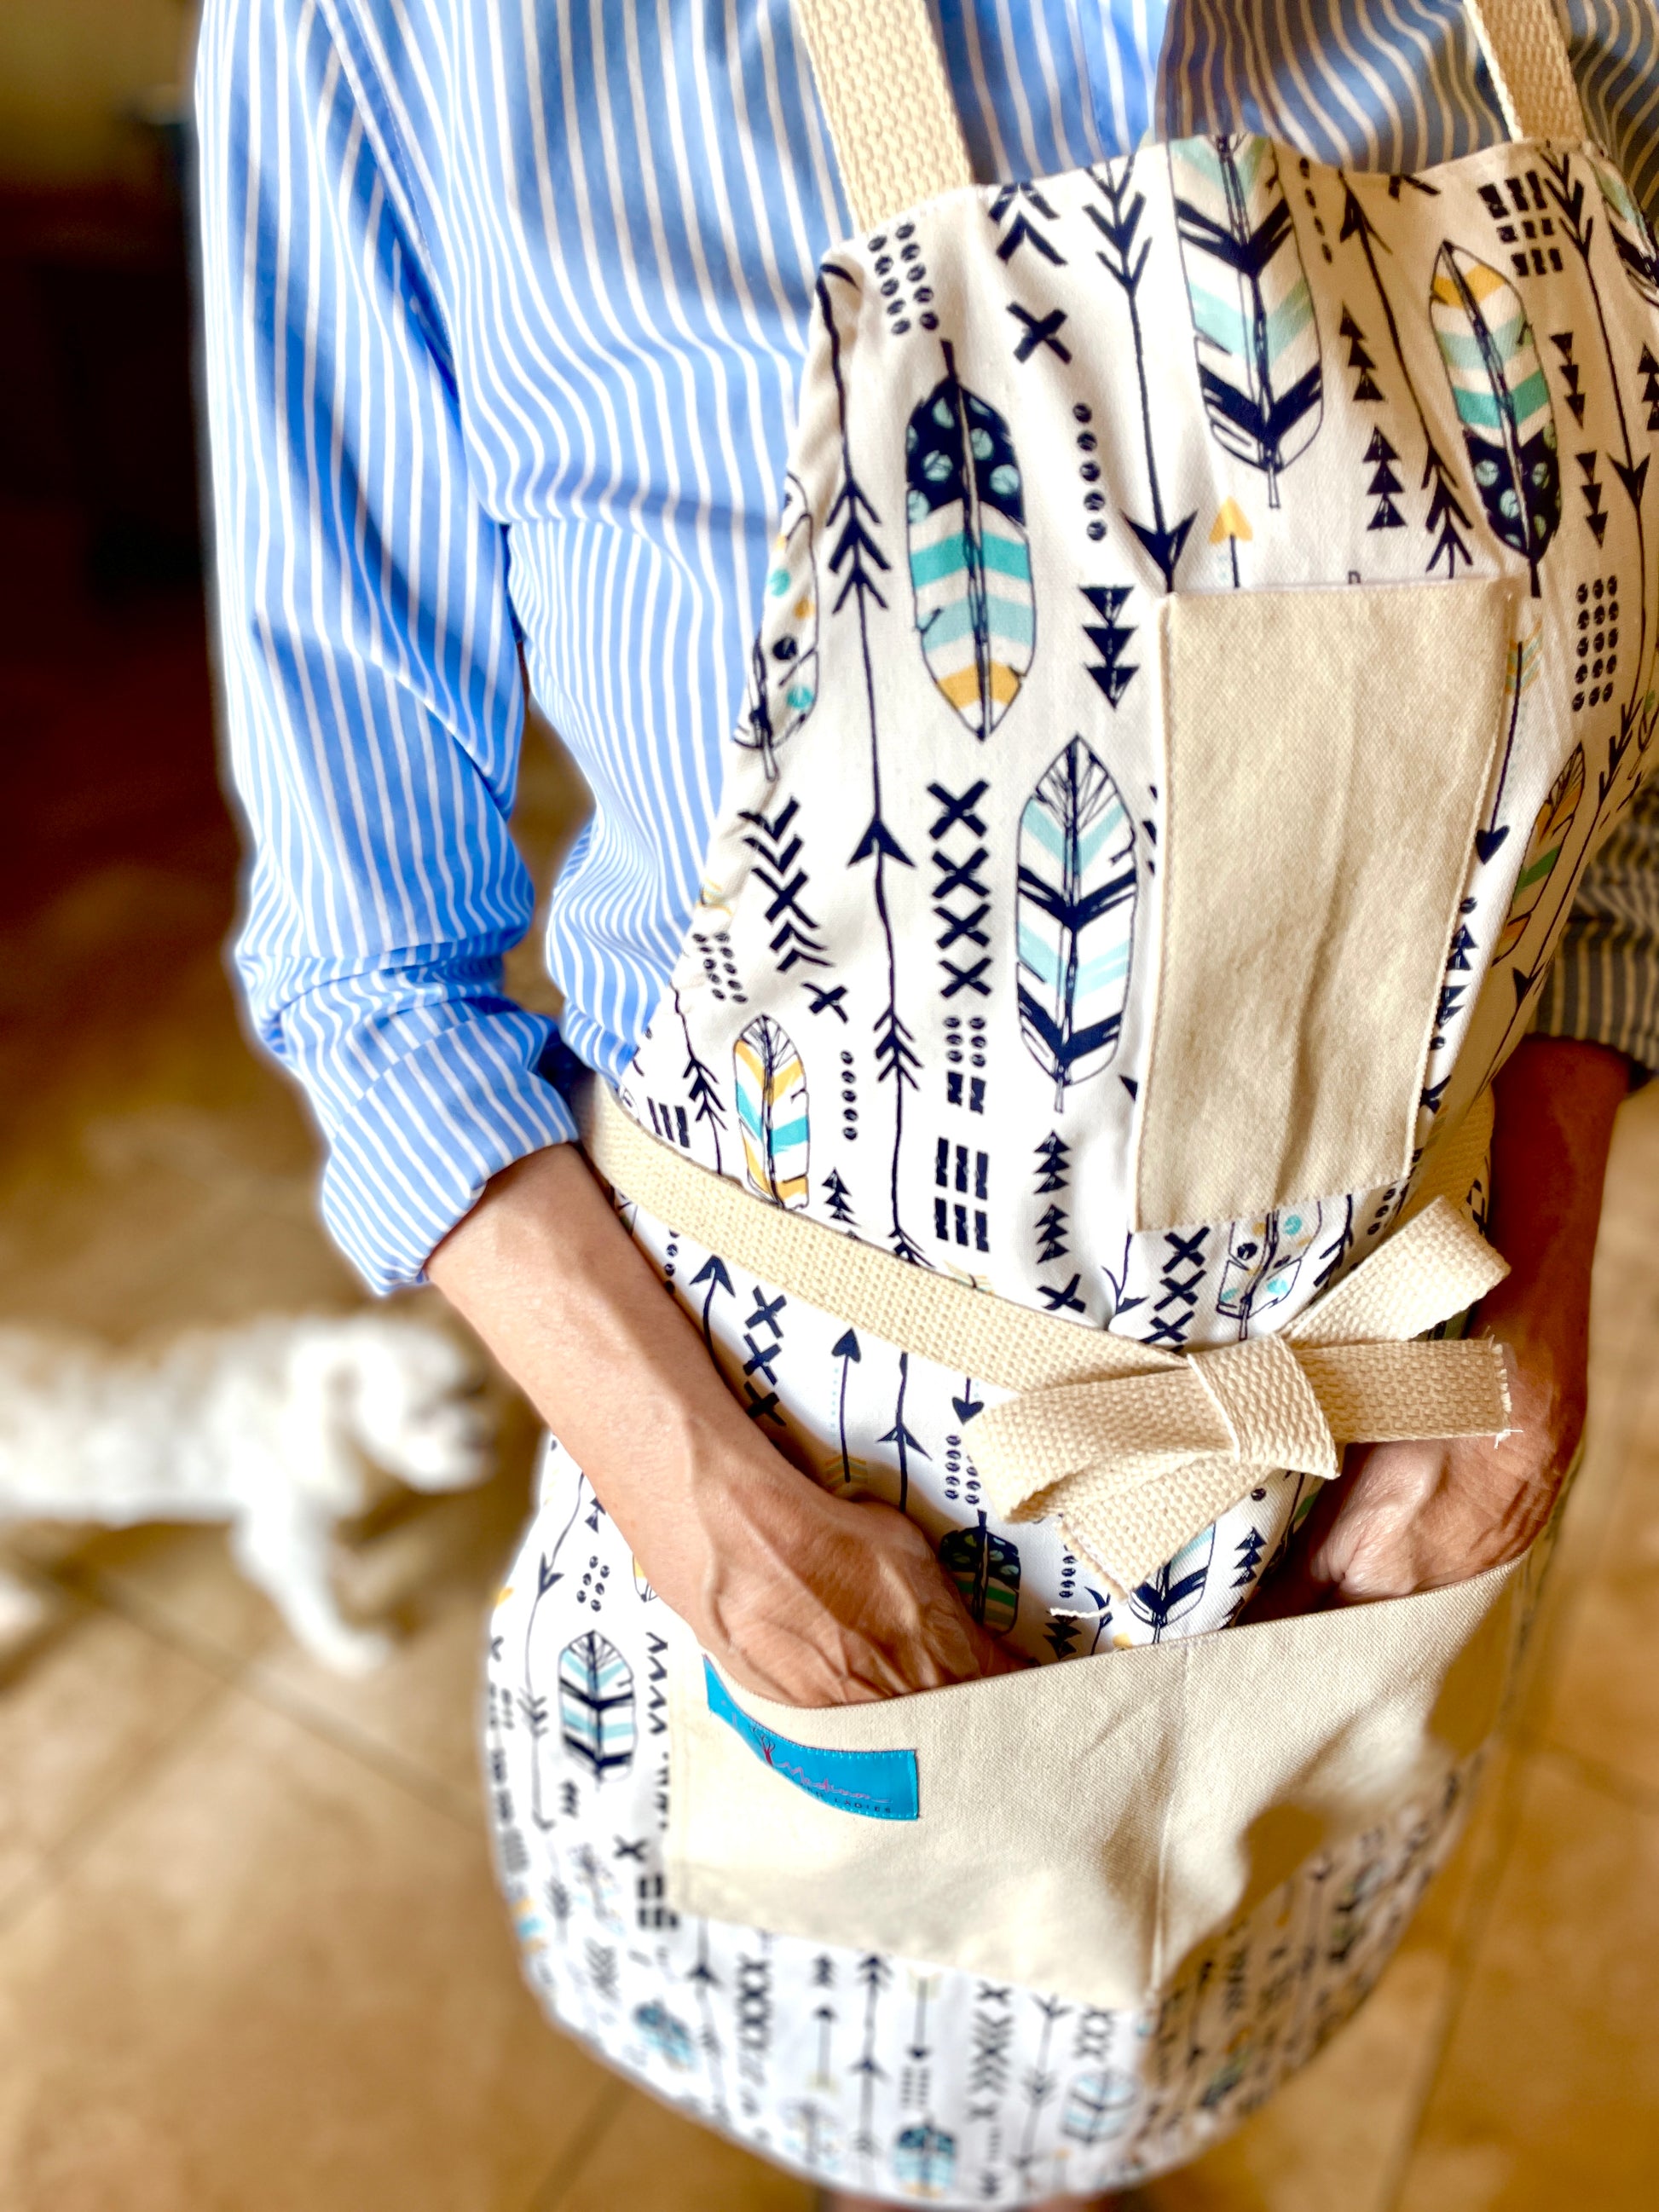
[[314, 0, 459, 370], [1132, 601, 1179, 1233], [1147, 1641, 1187, 1996], [1401, 584, 1520, 1182]]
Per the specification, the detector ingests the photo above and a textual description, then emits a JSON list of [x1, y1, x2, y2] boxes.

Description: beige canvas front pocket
[[664, 1551, 1529, 2012], [1132, 576, 1518, 1233]]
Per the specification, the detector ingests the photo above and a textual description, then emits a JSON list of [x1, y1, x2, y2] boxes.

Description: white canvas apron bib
[[486, 0, 1659, 2193]]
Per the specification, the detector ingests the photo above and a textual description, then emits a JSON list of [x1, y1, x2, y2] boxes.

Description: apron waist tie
[[580, 1080, 1512, 1593]]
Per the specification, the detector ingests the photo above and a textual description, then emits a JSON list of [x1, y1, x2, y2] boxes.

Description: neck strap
[[792, 0, 974, 229], [1465, 0, 1585, 144], [796, 0, 1587, 232]]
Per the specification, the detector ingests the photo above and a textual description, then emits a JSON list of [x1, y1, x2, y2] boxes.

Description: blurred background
[[1, 4, 1657, 2208]]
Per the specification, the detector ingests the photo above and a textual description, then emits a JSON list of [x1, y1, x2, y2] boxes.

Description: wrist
[[679, 1431, 835, 1654]]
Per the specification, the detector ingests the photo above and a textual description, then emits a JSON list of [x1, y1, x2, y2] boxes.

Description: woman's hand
[[428, 1137, 1025, 1706], [1282, 1036, 1628, 1607], [691, 1472, 1026, 1706]]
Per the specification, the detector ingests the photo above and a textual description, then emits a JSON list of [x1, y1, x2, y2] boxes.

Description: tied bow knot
[[581, 1081, 1512, 1597], [969, 1197, 1514, 1593]]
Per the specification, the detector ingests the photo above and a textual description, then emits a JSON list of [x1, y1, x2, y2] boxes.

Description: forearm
[[1298, 1035, 1630, 1603], [1483, 1035, 1629, 1391], [427, 1141, 802, 1640], [427, 1141, 1016, 1701]]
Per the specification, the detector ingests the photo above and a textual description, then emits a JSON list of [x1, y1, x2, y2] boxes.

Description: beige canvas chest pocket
[[1132, 576, 1518, 1233], [664, 1551, 1530, 2013]]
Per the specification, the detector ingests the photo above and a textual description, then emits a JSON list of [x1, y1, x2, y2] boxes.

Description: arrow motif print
[[483, 120, 1640, 2195], [1210, 497, 1252, 585], [1084, 158, 1196, 589], [1475, 618, 1544, 865], [819, 268, 922, 1262], [689, 1253, 734, 1360], [1338, 304, 1385, 401], [686, 1923, 729, 2123], [1362, 428, 1407, 529], [1540, 151, 1652, 740], [1430, 244, 1563, 593], [877, 1350, 928, 1516], [1338, 179, 1476, 577], [1080, 585, 1138, 704], [1577, 450, 1608, 547], [522, 1466, 590, 1830], [989, 181, 1067, 268], [832, 1327, 862, 1490], [1016, 737, 1138, 1110], [673, 988, 725, 1173], [1495, 745, 1586, 962], [1170, 135, 1324, 505], [1015, 1995, 1071, 2188], [906, 344, 1037, 739], [854, 1954, 891, 2171], [738, 797, 831, 981], [1552, 330, 1588, 427]]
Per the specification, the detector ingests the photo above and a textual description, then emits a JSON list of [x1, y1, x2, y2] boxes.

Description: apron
[[484, 0, 1659, 2198]]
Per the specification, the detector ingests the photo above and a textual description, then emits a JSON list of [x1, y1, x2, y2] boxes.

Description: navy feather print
[[1431, 245, 1562, 592], [1015, 736, 1137, 1110], [906, 344, 1036, 739], [1171, 136, 1323, 506]]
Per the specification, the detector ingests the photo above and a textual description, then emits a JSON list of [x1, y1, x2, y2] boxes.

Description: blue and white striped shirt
[[196, 0, 1659, 1291]]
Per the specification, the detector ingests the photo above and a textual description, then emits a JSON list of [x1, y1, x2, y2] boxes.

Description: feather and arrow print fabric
[[624, 135, 1659, 1332], [201, 0, 1659, 2203], [199, 0, 1659, 1297], [488, 1435, 1476, 2203], [490, 88, 1659, 2211], [1170, 136, 1325, 507], [1016, 737, 1139, 1108], [906, 353, 1038, 736]]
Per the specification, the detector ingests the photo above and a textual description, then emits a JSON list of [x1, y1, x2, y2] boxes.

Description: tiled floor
[[3, 569, 1658, 2207]]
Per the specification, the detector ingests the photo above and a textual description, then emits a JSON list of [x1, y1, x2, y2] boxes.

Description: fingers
[[1309, 1439, 1444, 1603], [1303, 1422, 1569, 1606], [789, 1493, 1032, 1699], [968, 1620, 1035, 1677]]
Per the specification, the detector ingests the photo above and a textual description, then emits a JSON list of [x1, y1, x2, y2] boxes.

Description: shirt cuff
[[1530, 915, 1659, 1082], [319, 1008, 580, 1292]]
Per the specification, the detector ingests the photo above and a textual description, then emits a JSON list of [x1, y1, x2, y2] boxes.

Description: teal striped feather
[[733, 1013, 811, 1209], [905, 344, 1036, 739], [557, 1632, 636, 1780], [937, 1512, 1020, 1637], [1592, 152, 1659, 309], [1170, 134, 1322, 506], [1128, 1526, 1214, 1643], [739, 471, 819, 778], [1430, 245, 1561, 591], [1015, 736, 1137, 1110]]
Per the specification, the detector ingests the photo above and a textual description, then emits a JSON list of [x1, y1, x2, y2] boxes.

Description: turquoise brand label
[[703, 1660, 919, 1821]]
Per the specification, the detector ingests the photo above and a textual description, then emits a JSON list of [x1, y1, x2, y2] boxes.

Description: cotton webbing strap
[[582, 1080, 1512, 1592], [1465, 0, 1587, 144], [794, 0, 1587, 234], [794, 0, 974, 234]]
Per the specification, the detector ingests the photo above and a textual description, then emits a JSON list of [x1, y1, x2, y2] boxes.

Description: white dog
[[0, 1310, 494, 1674]]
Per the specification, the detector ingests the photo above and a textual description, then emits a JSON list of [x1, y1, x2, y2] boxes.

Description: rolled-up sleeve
[[1540, 11, 1659, 1078], [196, 0, 576, 1291], [1534, 777, 1659, 1080]]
